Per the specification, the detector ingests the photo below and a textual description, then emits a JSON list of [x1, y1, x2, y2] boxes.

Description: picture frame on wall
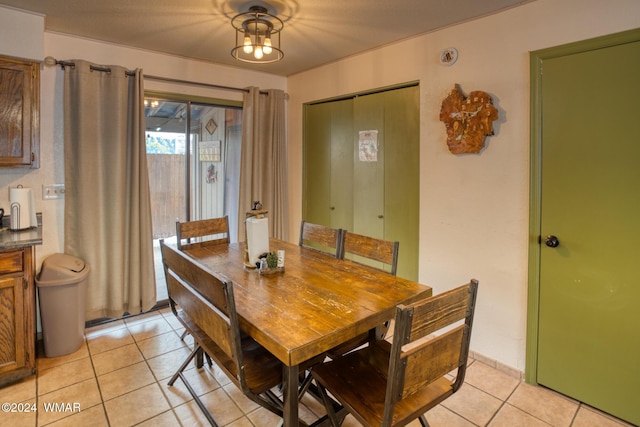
[[199, 140, 221, 162]]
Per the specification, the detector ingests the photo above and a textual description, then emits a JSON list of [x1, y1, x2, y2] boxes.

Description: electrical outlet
[[43, 184, 65, 200]]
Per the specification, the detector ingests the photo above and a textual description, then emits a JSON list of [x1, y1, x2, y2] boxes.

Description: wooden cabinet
[[303, 85, 419, 280], [0, 247, 36, 387], [0, 56, 40, 168]]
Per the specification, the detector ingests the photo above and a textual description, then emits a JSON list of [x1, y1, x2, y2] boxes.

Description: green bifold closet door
[[303, 85, 419, 280]]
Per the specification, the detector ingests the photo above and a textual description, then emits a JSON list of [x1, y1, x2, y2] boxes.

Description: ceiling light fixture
[[231, 5, 284, 64]]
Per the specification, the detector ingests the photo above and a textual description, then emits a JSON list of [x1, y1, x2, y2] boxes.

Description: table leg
[[283, 364, 299, 427]]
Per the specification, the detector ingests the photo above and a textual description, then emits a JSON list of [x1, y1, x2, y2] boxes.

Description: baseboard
[[469, 349, 525, 381]]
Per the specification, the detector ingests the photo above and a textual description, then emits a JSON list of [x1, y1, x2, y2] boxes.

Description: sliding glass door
[[144, 95, 242, 302]]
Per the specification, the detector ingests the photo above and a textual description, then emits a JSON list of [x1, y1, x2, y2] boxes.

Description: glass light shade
[[243, 33, 253, 53], [263, 35, 273, 54]]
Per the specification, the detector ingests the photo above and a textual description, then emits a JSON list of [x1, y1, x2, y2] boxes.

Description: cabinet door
[[0, 276, 25, 375], [0, 57, 39, 167]]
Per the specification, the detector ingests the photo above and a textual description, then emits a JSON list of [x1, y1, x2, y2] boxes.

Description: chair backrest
[[159, 240, 245, 387], [299, 221, 344, 257], [342, 231, 399, 275], [176, 216, 230, 249], [383, 279, 479, 425]]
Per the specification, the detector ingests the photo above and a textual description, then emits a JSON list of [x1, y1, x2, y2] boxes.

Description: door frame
[[525, 28, 640, 384]]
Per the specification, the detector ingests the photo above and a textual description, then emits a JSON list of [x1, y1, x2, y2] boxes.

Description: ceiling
[[0, 0, 533, 76]]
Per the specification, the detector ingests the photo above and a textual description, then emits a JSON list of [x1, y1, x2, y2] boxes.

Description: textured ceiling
[[1, 0, 534, 76]]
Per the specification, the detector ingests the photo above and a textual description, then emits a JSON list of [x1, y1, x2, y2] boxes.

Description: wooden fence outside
[[148, 154, 185, 239]]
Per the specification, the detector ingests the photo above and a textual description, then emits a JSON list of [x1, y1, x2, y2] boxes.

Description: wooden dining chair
[[176, 215, 230, 250], [342, 231, 399, 275], [326, 232, 400, 358], [299, 220, 344, 257], [313, 279, 479, 427], [160, 240, 288, 424]]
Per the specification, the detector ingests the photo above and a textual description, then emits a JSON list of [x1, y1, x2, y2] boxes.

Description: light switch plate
[[43, 184, 65, 200]]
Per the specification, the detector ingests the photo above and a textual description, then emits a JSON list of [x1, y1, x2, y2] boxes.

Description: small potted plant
[[257, 251, 285, 274]]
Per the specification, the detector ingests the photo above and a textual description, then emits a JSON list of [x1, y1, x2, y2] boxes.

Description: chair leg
[[316, 381, 343, 427], [298, 370, 314, 400], [180, 329, 189, 340], [168, 344, 199, 386], [196, 346, 204, 368], [419, 414, 430, 427], [168, 343, 219, 426]]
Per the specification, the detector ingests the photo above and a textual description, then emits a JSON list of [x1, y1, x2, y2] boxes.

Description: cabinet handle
[[378, 215, 384, 219], [330, 207, 335, 211]]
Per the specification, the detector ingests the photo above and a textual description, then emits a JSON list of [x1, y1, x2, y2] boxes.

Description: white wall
[[0, 6, 43, 60], [287, 0, 640, 372]]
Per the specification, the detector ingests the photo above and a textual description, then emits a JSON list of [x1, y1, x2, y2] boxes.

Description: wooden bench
[[159, 239, 285, 425]]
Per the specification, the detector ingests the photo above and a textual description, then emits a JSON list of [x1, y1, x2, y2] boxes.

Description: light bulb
[[254, 45, 264, 59], [263, 34, 273, 55], [243, 32, 253, 54]]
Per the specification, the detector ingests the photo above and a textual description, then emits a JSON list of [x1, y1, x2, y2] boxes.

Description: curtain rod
[[144, 74, 266, 95], [44, 56, 277, 96]]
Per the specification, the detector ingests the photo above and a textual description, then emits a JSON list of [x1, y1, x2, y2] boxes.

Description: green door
[[303, 101, 332, 227], [303, 85, 419, 280], [383, 87, 419, 280], [353, 93, 385, 242], [352, 87, 420, 280], [536, 34, 640, 425], [303, 99, 353, 230]]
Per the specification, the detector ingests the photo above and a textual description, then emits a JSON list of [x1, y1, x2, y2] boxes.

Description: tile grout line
[[85, 330, 113, 427], [135, 322, 188, 427]]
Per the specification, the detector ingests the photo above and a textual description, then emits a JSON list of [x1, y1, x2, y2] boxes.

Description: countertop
[[0, 213, 43, 249]]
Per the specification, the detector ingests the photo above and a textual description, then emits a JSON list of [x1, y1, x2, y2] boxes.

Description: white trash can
[[36, 254, 90, 358]]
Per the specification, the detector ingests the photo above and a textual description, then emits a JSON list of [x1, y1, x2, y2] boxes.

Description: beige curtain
[[63, 60, 156, 320], [238, 87, 289, 240]]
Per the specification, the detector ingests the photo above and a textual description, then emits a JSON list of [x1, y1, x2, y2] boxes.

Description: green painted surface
[[537, 38, 640, 425], [303, 85, 419, 280], [303, 102, 332, 227], [353, 93, 385, 241], [383, 87, 420, 280]]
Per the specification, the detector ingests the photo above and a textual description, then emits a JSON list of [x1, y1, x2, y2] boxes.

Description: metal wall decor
[[439, 84, 498, 154]]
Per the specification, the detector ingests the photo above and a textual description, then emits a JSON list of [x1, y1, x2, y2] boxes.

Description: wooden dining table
[[182, 239, 432, 427]]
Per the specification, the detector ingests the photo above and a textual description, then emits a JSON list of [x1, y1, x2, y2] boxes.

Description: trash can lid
[[37, 253, 90, 285]]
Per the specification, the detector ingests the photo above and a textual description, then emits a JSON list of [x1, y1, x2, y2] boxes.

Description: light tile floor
[[0, 308, 634, 427]]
